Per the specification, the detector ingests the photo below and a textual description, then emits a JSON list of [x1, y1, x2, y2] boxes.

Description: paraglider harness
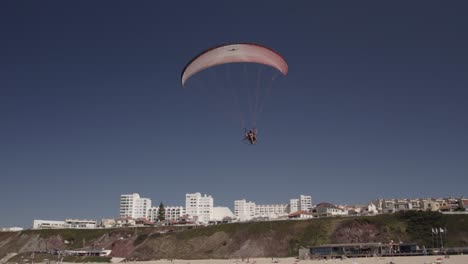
[[243, 128, 257, 145]]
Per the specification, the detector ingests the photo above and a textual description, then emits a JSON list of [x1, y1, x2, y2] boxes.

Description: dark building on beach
[[304, 242, 419, 259]]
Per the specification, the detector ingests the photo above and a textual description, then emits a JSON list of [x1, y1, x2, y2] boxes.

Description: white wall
[[235, 199, 256, 221], [120, 193, 151, 219], [186, 193, 213, 223], [289, 199, 299, 213], [211, 207, 235, 221]]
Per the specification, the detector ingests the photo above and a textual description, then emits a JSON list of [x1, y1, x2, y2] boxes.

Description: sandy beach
[[101, 255, 468, 264]]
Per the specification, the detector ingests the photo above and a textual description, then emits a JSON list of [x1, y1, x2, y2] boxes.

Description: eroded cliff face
[[2, 213, 467, 261]]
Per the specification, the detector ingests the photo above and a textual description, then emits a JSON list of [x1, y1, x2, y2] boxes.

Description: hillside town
[[11, 193, 466, 231]]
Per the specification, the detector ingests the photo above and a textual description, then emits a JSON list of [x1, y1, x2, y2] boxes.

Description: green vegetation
[[157, 202, 166, 222], [396, 211, 444, 247], [287, 218, 333, 256], [133, 234, 149, 246], [175, 223, 238, 240], [2, 213, 468, 261], [443, 214, 468, 247]]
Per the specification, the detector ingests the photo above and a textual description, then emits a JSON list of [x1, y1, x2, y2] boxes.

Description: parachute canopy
[[181, 43, 288, 86]]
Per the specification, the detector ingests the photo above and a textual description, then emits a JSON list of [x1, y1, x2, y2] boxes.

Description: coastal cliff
[[1, 212, 467, 261]]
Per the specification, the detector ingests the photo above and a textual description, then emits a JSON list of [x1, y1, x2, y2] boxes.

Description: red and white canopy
[[181, 43, 288, 86]]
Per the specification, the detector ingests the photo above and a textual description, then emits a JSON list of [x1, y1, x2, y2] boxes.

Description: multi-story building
[[383, 199, 396, 214], [409, 199, 422, 210], [148, 206, 186, 222], [254, 204, 289, 218], [300, 195, 313, 212], [445, 198, 461, 211], [394, 199, 412, 211], [235, 199, 256, 221], [371, 197, 467, 214], [166, 206, 186, 220], [119, 193, 152, 219], [420, 198, 442, 212], [185, 193, 213, 223], [236, 197, 305, 221], [289, 195, 312, 213], [289, 199, 299, 213]]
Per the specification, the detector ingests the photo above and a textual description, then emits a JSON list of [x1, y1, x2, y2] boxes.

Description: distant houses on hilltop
[[22, 193, 468, 230]]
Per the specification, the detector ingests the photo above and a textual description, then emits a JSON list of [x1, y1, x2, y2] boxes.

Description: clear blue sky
[[1, 1, 467, 228]]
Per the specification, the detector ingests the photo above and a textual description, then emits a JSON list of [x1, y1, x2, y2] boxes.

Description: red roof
[[288, 210, 312, 217], [136, 218, 154, 225]]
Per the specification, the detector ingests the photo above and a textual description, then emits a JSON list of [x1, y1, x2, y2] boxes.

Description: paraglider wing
[[181, 43, 288, 86]]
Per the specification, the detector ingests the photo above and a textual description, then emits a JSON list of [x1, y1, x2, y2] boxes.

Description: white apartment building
[[255, 204, 289, 218], [300, 195, 312, 212], [289, 195, 312, 213], [234, 199, 256, 221], [119, 193, 152, 219], [289, 199, 299, 213], [235, 199, 292, 220], [148, 206, 186, 222], [165, 206, 186, 220], [185, 193, 213, 223]]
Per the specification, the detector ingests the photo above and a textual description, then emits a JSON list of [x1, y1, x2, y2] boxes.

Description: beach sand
[[98, 255, 468, 264]]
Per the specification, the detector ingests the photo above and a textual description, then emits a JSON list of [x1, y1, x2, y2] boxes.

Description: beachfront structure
[[306, 242, 419, 259], [33, 219, 97, 229], [148, 206, 186, 222], [185, 193, 213, 223], [119, 193, 152, 219], [234, 199, 256, 221]]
